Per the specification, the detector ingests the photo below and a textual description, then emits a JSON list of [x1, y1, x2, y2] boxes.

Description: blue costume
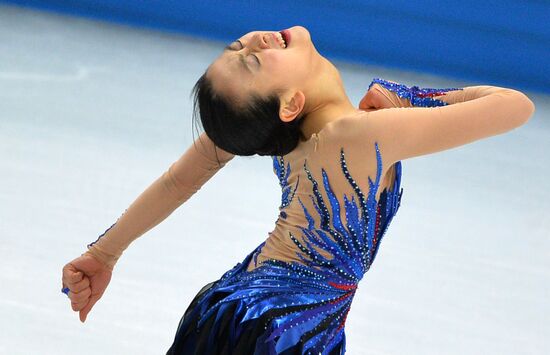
[[165, 79, 461, 354]]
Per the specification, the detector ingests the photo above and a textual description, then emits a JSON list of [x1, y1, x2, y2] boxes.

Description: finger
[[79, 293, 101, 323], [62, 264, 77, 287], [62, 264, 83, 287], [71, 271, 84, 283], [69, 287, 92, 304], [69, 276, 90, 294], [71, 298, 89, 312], [71, 300, 82, 311]]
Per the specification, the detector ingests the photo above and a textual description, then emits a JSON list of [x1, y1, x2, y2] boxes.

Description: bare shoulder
[[311, 112, 393, 190]]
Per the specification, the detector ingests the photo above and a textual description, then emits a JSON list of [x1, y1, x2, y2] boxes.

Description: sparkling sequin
[[368, 77, 463, 107], [174, 140, 404, 354], [273, 155, 300, 219]]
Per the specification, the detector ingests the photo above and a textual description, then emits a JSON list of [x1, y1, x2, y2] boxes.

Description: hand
[[61, 253, 112, 323], [359, 83, 397, 111]]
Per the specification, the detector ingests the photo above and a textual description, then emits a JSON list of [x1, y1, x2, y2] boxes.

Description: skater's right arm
[[82, 132, 234, 270], [62, 132, 233, 322]]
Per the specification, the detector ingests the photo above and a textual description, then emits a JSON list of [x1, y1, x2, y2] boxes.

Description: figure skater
[[61, 26, 535, 354]]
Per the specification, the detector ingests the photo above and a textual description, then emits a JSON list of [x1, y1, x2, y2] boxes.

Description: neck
[[299, 73, 362, 141], [301, 89, 363, 139]]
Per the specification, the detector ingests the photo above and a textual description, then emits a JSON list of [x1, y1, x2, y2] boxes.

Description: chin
[[318, 54, 335, 72]]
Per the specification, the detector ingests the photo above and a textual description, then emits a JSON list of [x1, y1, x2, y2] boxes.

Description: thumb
[[79, 293, 100, 323]]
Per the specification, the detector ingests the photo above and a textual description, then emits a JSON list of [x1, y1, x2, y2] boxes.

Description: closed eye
[[225, 40, 260, 67]]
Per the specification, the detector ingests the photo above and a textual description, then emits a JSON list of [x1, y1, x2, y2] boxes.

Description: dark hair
[[190, 71, 305, 157]]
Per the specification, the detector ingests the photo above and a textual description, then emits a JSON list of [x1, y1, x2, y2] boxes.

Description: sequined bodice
[[258, 142, 404, 283], [243, 76, 460, 280]]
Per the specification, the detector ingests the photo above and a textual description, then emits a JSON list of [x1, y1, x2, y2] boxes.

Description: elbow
[[515, 91, 536, 125], [524, 97, 536, 123]]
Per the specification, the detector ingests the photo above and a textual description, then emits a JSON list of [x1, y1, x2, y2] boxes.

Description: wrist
[[83, 245, 118, 271]]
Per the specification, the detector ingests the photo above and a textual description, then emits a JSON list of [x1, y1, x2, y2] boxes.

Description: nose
[[246, 33, 270, 51]]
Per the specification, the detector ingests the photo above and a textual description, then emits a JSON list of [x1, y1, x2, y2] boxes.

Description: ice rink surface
[[1, 4, 548, 354]]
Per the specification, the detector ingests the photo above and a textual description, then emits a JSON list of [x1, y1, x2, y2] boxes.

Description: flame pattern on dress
[[175, 142, 403, 354], [273, 155, 300, 220]]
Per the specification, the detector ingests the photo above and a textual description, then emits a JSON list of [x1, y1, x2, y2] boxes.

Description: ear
[[279, 90, 305, 123]]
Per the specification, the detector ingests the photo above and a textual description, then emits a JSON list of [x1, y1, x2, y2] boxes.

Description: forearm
[[84, 136, 234, 270], [85, 133, 234, 269], [84, 164, 189, 270]]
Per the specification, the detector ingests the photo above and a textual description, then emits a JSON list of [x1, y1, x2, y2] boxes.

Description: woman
[[61, 26, 535, 354]]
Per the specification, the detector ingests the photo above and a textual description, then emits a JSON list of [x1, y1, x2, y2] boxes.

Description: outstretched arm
[[84, 132, 234, 270]]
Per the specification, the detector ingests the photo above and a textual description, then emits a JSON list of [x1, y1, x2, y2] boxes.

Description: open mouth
[[279, 30, 291, 48]]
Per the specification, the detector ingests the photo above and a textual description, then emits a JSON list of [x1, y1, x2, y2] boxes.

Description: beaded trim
[[368, 77, 463, 107]]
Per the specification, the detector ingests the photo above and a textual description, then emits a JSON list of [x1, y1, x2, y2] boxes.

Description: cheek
[[264, 52, 306, 77]]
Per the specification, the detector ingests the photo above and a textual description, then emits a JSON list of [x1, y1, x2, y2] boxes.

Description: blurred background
[[0, 1, 548, 354]]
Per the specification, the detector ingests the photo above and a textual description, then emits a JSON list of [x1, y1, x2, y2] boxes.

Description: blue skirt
[[165, 242, 350, 354]]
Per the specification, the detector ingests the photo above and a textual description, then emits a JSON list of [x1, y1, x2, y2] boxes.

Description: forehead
[[206, 55, 250, 106], [205, 30, 270, 103]]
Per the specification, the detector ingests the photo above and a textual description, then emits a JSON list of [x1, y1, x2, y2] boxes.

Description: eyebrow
[[223, 41, 253, 74]]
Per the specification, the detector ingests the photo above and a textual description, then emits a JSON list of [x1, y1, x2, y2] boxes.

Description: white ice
[[0, 4, 548, 355]]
